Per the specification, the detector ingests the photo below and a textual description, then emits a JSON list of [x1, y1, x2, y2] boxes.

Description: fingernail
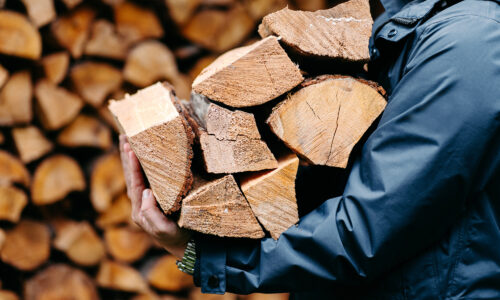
[[143, 189, 151, 198]]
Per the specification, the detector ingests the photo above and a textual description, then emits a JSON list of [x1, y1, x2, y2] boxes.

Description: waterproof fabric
[[194, 0, 500, 298]]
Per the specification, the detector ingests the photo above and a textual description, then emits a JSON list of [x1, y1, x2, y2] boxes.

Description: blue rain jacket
[[193, 0, 500, 298]]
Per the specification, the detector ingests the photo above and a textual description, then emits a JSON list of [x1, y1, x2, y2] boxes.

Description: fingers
[[139, 189, 176, 236]]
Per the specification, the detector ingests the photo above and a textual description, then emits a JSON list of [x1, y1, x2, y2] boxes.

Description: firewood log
[[24, 264, 99, 300], [57, 115, 112, 149], [259, 0, 373, 63], [12, 126, 53, 163], [84, 19, 129, 60], [0, 186, 28, 223], [0, 132, 4, 144], [70, 61, 123, 107], [0, 64, 8, 89], [96, 260, 149, 293], [0, 229, 4, 251], [0, 11, 42, 59], [123, 41, 179, 88], [267, 75, 386, 168], [0, 220, 50, 271], [50, 7, 95, 58], [96, 193, 133, 229], [164, 0, 201, 26], [90, 152, 126, 212], [243, 0, 287, 20], [0, 71, 33, 126], [104, 226, 152, 263], [113, 1, 164, 45], [41, 52, 70, 85], [61, 0, 83, 9], [0, 150, 30, 187], [189, 55, 217, 81], [35, 79, 84, 130], [240, 153, 299, 239], [146, 255, 193, 292], [109, 83, 194, 214], [20, 0, 56, 28], [31, 155, 86, 205], [52, 219, 106, 266], [192, 36, 303, 107], [178, 175, 264, 238], [0, 290, 19, 300]]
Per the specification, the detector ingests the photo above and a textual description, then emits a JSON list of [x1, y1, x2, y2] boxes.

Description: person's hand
[[119, 135, 191, 259]]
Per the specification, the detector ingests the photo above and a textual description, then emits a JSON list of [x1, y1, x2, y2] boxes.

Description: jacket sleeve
[[194, 15, 500, 294]]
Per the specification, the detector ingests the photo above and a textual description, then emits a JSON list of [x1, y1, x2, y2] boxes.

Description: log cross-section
[[0, 11, 42, 59]]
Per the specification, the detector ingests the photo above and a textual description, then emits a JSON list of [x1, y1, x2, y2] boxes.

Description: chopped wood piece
[[71, 62, 123, 107], [53, 219, 106, 266], [192, 36, 303, 107], [0, 132, 4, 144], [0, 64, 8, 89], [171, 74, 192, 101], [189, 55, 217, 81], [165, 0, 201, 26], [35, 79, 84, 130], [51, 8, 95, 58], [90, 152, 126, 212], [24, 264, 99, 300], [96, 193, 133, 228], [41, 52, 70, 85], [187, 94, 277, 173], [292, 0, 327, 10], [190, 288, 237, 300], [109, 83, 194, 214], [114, 1, 164, 45], [0, 71, 33, 126], [12, 126, 53, 163], [31, 155, 86, 205], [21, 0, 56, 28], [124, 41, 179, 88], [104, 226, 152, 263], [0, 150, 30, 187], [147, 255, 193, 292], [0, 290, 19, 300], [182, 5, 254, 53], [96, 260, 149, 292], [267, 75, 386, 168], [179, 175, 264, 238], [243, 0, 287, 20], [240, 153, 299, 239], [58, 115, 112, 149], [0, 186, 27, 223], [0, 229, 5, 251], [259, 0, 372, 63], [1, 220, 50, 271], [61, 0, 83, 9], [0, 11, 42, 59], [84, 19, 129, 60]]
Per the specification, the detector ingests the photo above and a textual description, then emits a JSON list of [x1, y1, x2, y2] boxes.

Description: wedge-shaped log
[[109, 83, 194, 214], [24, 264, 99, 300], [244, 0, 287, 20], [0, 64, 8, 89], [259, 0, 372, 63], [0, 186, 28, 223], [0, 71, 33, 126], [0, 229, 4, 251], [147, 255, 194, 292], [21, 0, 56, 28], [61, 0, 83, 9], [31, 155, 86, 205], [179, 175, 264, 238], [96, 193, 133, 229], [165, 0, 201, 26], [240, 153, 299, 239], [51, 8, 95, 58], [13, 126, 53, 163], [96, 260, 149, 293], [113, 1, 164, 45], [192, 36, 303, 107], [267, 75, 386, 168], [0, 150, 30, 187], [0, 290, 18, 300], [84, 19, 129, 60], [41, 52, 70, 85], [90, 152, 126, 212], [58, 115, 112, 149], [0, 11, 41, 59], [104, 226, 152, 263]]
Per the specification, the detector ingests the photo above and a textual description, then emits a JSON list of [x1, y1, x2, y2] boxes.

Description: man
[[119, 0, 500, 297]]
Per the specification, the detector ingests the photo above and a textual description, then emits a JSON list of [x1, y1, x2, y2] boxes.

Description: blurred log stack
[[0, 0, 382, 299]]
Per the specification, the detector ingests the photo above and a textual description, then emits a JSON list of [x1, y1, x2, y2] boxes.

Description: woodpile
[[0, 0, 379, 298]]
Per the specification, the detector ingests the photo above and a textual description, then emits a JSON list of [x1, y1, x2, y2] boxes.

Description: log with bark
[[96, 193, 133, 229], [12, 126, 53, 163], [104, 226, 152, 263], [50, 7, 95, 58], [96, 260, 149, 293], [40, 52, 70, 85], [146, 255, 194, 292], [57, 115, 112, 149], [84, 19, 129, 60], [113, 1, 164, 45], [0, 11, 42, 59]]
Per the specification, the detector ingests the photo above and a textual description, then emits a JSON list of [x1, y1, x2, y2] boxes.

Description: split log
[[61, 0, 84, 9], [259, 0, 372, 63], [0, 11, 42, 59], [0, 186, 28, 223], [171, 74, 192, 101], [109, 83, 194, 214], [51, 7, 95, 58], [90, 152, 126, 212], [96, 193, 133, 229], [0, 71, 33, 126], [0, 290, 19, 300], [146, 255, 193, 292], [70, 62, 123, 107], [21, 0, 56, 28], [114, 1, 164, 45], [0, 64, 8, 89], [0, 150, 30, 187], [0, 132, 4, 144], [35, 79, 84, 130], [189, 55, 217, 81], [123, 41, 179, 88], [24, 264, 99, 300], [186, 94, 277, 173], [192, 36, 303, 107], [41, 52, 70, 85], [178, 175, 264, 238], [165, 0, 201, 26], [0, 220, 50, 271], [84, 19, 129, 60], [240, 153, 299, 239], [182, 5, 255, 52], [12, 126, 53, 163], [58, 115, 112, 149], [104, 226, 152, 263], [31, 155, 86, 205], [190, 288, 237, 300], [96, 260, 149, 292], [243, 0, 287, 21], [52, 219, 106, 266], [0, 229, 4, 251], [267, 75, 386, 168]]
